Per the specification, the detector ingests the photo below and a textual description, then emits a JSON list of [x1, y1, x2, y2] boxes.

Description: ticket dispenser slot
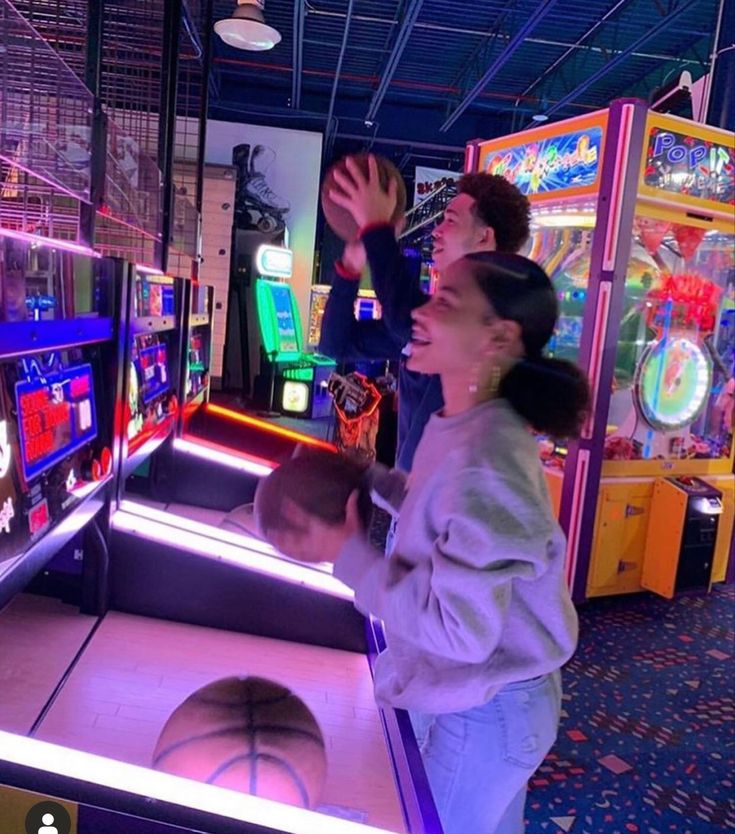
[[642, 476, 722, 599]]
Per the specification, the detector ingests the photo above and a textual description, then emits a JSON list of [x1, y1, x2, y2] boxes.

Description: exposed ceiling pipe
[[291, 0, 305, 108], [440, 0, 560, 132], [540, 0, 701, 121], [365, 0, 425, 123]]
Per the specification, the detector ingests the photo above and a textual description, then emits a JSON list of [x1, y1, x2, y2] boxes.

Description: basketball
[[321, 153, 407, 241], [219, 502, 262, 538], [152, 676, 327, 808], [253, 448, 373, 539]]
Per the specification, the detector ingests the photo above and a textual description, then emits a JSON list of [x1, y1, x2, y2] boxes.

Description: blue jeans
[[410, 670, 562, 834]]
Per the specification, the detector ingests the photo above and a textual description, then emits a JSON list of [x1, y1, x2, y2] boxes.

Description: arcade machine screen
[[256, 279, 335, 419], [0, 356, 105, 570], [308, 285, 382, 348], [259, 279, 299, 357], [124, 271, 180, 460], [184, 281, 212, 403], [0, 245, 118, 586]]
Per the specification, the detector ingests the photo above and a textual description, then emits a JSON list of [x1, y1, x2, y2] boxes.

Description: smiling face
[[431, 193, 495, 272], [407, 259, 498, 378]]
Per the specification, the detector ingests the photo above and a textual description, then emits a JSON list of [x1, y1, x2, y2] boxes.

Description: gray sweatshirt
[[333, 398, 579, 714]]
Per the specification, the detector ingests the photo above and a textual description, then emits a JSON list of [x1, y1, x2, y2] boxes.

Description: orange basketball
[[254, 448, 373, 539], [152, 677, 327, 808], [321, 153, 407, 241]]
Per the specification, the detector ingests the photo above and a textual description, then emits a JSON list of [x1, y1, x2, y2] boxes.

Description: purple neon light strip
[[0, 731, 401, 833], [0, 226, 97, 257]]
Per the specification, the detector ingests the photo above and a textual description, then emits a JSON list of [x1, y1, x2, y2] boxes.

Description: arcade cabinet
[[122, 267, 182, 474], [0, 251, 443, 834], [105, 267, 442, 833], [308, 283, 382, 348], [255, 275, 335, 418], [467, 100, 735, 602], [0, 244, 124, 612]]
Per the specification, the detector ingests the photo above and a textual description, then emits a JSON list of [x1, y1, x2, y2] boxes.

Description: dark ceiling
[[209, 0, 719, 173]]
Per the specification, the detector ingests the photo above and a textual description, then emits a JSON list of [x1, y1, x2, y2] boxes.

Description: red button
[[100, 447, 112, 475]]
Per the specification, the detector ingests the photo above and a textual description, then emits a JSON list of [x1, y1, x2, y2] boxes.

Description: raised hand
[[329, 155, 399, 229]]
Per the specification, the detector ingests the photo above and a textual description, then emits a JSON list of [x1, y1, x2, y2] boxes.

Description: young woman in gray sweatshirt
[[270, 252, 590, 834]]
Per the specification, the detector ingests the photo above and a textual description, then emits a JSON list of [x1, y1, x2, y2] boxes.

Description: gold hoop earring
[[468, 362, 480, 395], [488, 364, 501, 398]]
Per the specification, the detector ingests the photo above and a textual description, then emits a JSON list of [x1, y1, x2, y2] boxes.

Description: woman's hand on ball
[[329, 155, 398, 229], [268, 491, 363, 565]]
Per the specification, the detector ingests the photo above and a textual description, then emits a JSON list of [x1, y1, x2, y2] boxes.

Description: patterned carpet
[[526, 584, 735, 834]]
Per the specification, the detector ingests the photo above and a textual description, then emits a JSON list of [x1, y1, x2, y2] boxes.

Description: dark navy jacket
[[319, 224, 444, 473]]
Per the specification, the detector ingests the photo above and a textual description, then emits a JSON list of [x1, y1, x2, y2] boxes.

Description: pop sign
[[643, 127, 734, 204]]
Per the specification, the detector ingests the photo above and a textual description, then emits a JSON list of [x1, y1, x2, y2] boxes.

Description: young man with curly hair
[[320, 162, 532, 473]]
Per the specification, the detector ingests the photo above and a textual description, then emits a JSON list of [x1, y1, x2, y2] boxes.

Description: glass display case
[[468, 103, 735, 602]]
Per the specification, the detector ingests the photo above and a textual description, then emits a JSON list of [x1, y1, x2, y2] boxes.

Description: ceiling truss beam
[[539, 0, 702, 121], [291, 0, 306, 109], [440, 0, 560, 132], [365, 0, 425, 123]]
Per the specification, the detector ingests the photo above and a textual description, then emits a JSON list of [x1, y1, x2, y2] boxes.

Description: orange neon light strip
[[205, 403, 335, 452]]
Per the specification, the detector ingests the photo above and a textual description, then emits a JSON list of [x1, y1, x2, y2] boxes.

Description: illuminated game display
[[308, 284, 382, 348], [183, 282, 213, 403], [635, 336, 711, 432], [254, 243, 336, 419], [256, 278, 335, 418], [123, 271, 182, 460], [16, 363, 98, 481], [0, 248, 119, 579], [469, 102, 735, 602]]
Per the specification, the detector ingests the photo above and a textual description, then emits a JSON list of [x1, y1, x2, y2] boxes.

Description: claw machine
[[467, 99, 735, 602]]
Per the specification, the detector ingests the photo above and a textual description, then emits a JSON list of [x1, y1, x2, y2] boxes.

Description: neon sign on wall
[[15, 364, 98, 481], [644, 127, 735, 204], [482, 127, 604, 196]]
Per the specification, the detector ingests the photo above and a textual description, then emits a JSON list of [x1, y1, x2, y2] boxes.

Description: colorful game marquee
[[467, 100, 735, 602]]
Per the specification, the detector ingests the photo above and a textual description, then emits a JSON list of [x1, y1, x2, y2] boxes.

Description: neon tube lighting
[[112, 507, 353, 600], [118, 498, 336, 579], [174, 437, 274, 476], [136, 264, 166, 275], [120, 497, 277, 558], [206, 403, 335, 451], [0, 227, 98, 257], [0, 732, 400, 834]]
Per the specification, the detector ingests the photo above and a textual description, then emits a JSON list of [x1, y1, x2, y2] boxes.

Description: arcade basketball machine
[[467, 99, 735, 602]]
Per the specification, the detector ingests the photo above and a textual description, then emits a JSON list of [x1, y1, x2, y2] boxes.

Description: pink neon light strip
[[583, 283, 612, 440], [136, 264, 165, 276], [603, 104, 634, 270], [0, 226, 97, 257], [175, 436, 275, 475], [0, 731, 399, 834], [112, 506, 352, 599], [566, 450, 590, 588]]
